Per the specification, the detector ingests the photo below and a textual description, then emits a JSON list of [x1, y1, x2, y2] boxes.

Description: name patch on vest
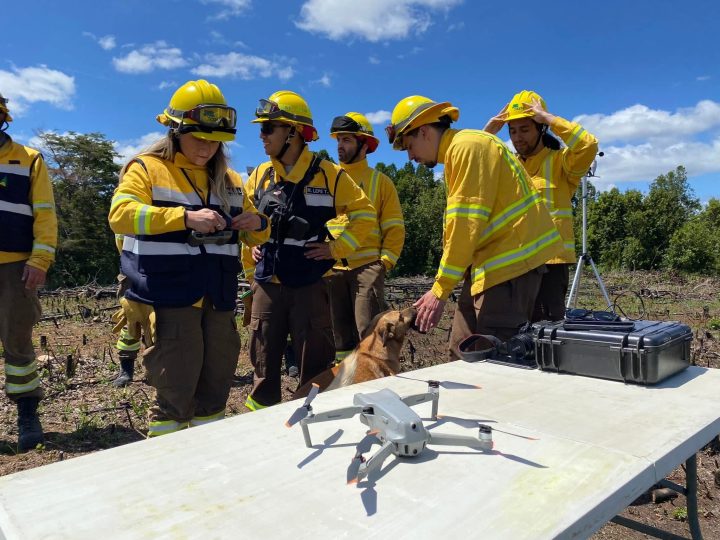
[[305, 187, 333, 208]]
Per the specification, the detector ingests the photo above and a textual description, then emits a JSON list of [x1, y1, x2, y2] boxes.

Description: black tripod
[[566, 152, 613, 310]]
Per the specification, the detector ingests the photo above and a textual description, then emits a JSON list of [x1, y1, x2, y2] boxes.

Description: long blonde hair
[[120, 131, 232, 212]]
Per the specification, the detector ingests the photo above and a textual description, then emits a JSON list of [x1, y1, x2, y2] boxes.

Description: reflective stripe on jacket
[[520, 116, 598, 263], [108, 153, 269, 309], [0, 137, 57, 271], [431, 129, 563, 300], [326, 159, 404, 271]]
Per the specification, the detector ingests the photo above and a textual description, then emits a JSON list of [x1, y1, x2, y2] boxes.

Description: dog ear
[[381, 322, 396, 346], [362, 309, 391, 340]]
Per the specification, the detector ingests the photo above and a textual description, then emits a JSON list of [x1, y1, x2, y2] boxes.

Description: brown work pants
[[0, 261, 42, 401], [143, 301, 240, 423], [326, 260, 386, 358], [531, 263, 570, 322], [248, 280, 334, 407], [448, 266, 546, 360]]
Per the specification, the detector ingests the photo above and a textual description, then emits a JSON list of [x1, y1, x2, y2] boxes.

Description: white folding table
[[1, 361, 718, 540]]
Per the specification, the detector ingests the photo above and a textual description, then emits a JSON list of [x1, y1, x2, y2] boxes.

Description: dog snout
[[402, 306, 418, 324]]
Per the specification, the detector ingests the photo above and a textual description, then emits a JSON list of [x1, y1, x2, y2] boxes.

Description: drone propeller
[[285, 383, 320, 428], [347, 431, 380, 485], [435, 415, 539, 440], [396, 374, 481, 390]]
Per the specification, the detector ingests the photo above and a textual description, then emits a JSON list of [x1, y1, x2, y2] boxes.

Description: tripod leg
[[566, 255, 585, 310], [588, 256, 613, 309]]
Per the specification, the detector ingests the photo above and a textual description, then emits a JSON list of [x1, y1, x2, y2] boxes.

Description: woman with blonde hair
[[109, 80, 269, 436]]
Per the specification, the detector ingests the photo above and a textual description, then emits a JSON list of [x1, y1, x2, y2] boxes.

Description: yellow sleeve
[[329, 169, 376, 260], [431, 139, 497, 300], [108, 161, 186, 236], [233, 171, 270, 247], [551, 116, 599, 186], [377, 174, 405, 270], [240, 167, 262, 282], [27, 155, 58, 272]]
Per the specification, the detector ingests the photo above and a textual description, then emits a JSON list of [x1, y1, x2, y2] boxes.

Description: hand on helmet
[[482, 104, 509, 135], [526, 98, 555, 125]]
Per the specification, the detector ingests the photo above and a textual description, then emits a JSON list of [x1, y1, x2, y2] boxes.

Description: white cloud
[[0, 65, 76, 114], [697, 75, 711, 81], [157, 81, 176, 90], [368, 56, 380, 65], [112, 41, 187, 74], [201, 0, 251, 19], [192, 52, 294, 80], [591, 137, 720, 187], [573, 100, 720, 143], [296, 0, 463, 42], [364, 110, 391, 125], [113, 132, 165, 165], [83, 32, 117, 50], [315, 73, 331, 87]]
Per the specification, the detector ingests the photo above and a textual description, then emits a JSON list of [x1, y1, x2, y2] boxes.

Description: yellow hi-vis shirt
[[520, 116, 598, 264], [326, 158, 405, 271], [0, 137, 57, 272], [431, 129, 564, 301], [241, 146, 376, 283]]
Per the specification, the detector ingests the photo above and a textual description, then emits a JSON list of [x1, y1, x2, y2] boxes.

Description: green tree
[[39, 132, 121, 287], [665, 198, 720, 274]]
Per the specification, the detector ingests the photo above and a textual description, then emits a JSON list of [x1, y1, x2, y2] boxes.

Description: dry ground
[[1, 270, 719, 539]]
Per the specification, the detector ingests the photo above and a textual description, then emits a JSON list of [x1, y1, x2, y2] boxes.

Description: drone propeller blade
[[285, 383, 320, 427], [491, 427, 539, 441], [395, 374, 481, 390]]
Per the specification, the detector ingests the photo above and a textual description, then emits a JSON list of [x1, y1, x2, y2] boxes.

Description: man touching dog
[[325, 113, 405, 365]]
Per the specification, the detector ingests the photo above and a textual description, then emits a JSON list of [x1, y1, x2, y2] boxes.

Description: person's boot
[[112, 353, 136, 388], [17, 396, 44, 453]]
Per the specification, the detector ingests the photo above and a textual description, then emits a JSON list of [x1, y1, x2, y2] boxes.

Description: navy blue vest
[[254, 156, 337, 288], [120, 158, 243, 310], [0, 153, 41, 253]]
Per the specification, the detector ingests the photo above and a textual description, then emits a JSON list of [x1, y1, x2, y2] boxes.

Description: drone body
[[285, 380, 492, 483]]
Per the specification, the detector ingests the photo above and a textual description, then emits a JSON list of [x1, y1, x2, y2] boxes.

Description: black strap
[[286, 155, 323, 213]]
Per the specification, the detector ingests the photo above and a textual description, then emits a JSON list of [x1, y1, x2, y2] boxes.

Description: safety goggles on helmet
[[254, 98, 313, 125], [169, 104, 237, 135], [331, 115, 372, 136]]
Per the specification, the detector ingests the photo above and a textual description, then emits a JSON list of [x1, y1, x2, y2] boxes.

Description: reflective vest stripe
[[33, 201, 54, 211], [123, 236, 201, 256], [204, 243, 240, 256], [152, 186, 202, 207], [564, 241, 575, 250], [551, 209, 573, 218], [267, 233, 321, 247], [110, 193, 144, 211], [543, 154, 554, 211], [347, 209, 376, 221], [446, 202, 491, 220], [381, 250, 399, 264], [381, 218, 404, 229], [0, 164, 30, 175], [369, 170, 380, 203], [472, 228, 561, 281], [479, 191, 542, 242], [210, 192, 243, 207], [567, 126, 586, 150], [346, 247, 381, 259], [437, 260, 466, 280], [336, 230, 360, 250], [5, 360, 37, 377], [465, 130, 532, 195], [6, 376, 40, 395], [0, 200, 32, 216], [116, 332, 141, 351]]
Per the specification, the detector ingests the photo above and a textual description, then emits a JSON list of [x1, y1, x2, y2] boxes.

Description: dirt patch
[[1, 270, 719, 539]]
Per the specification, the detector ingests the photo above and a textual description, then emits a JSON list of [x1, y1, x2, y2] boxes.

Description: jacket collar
[[174, 151, 207, 170], [270, 145, 314, 183], [436, 128, 459, 165], [340, 158, 370, 177]]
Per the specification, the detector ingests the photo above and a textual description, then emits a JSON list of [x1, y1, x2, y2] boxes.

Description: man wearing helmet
[[325, 112, 405, 364], [0, 92, 58, 451], [386, 96, 563, 359], [484, 91, 599, 320], [242, 91, 375, 410], [109, 80, 270, 437]]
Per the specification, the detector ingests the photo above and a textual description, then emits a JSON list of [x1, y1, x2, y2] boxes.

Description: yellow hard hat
[[156, 80, 237, 142], [330, 112, 380, 153], [0, 92, 13, 122], [252, 90, 318, 142], [505, 90, 547, 122], [386, 95, 459, 150]]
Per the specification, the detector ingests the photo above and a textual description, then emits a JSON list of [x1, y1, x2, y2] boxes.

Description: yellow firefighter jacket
[[241, 146, 375, 284], [0, 136, 57, 272], [520, 116, 598, 263], [431, 129, 563, 300], [326, 158, 404, 271]]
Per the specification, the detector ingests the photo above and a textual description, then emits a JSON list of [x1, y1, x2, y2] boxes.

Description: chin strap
[[0, 120, 8, 133], [275, 125, 297, 161], [346, 136, 366, 164]]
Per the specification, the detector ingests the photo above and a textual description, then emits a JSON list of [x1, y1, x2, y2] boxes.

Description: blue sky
[[3, 0, 719, 201]]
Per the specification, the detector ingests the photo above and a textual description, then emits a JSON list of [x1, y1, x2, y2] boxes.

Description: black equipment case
[[532, 320, 692, 385]]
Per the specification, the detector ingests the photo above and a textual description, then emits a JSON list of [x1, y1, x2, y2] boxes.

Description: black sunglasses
[[260, 122, 289, 135], [565, 308, 620, 322]]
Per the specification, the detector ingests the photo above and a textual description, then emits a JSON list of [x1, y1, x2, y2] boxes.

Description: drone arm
[[305, 405, 363, 424], [400, 392, 433, 407], [357, 440, 395, 482], [427, 432, 492, 451]]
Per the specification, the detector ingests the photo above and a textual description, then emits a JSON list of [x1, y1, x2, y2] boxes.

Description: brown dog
[[294, 306, 417, 398]]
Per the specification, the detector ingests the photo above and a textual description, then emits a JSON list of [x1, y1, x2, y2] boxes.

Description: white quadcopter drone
[[285, 379, 495, 484]]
